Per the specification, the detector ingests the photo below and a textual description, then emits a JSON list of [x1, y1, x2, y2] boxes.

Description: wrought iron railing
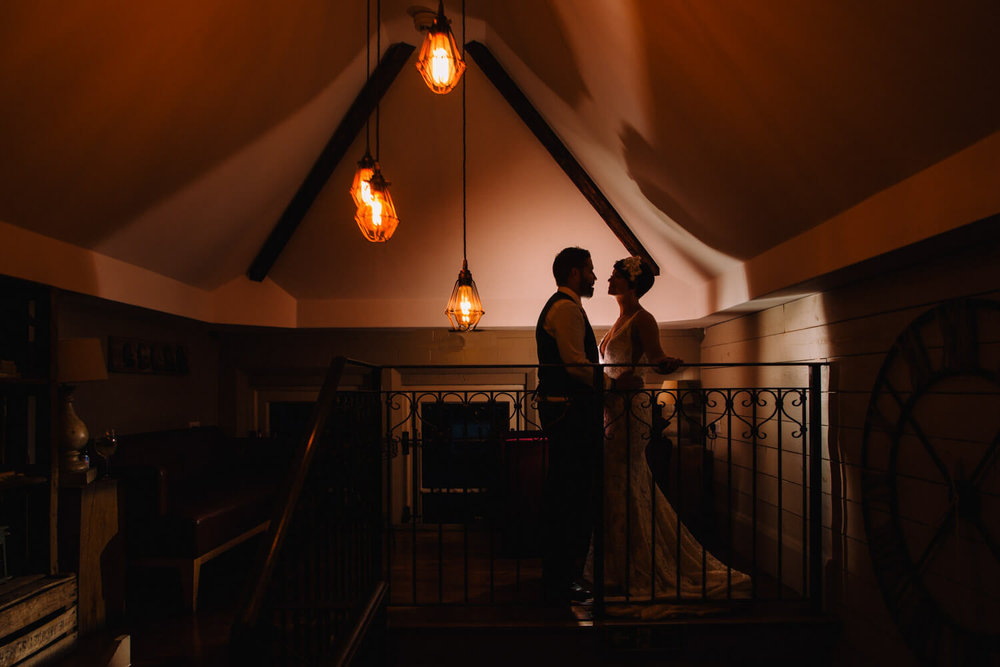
[[232, 357, 385, 665], [232, 359, 827, 662], [382, 362, 828, 618]]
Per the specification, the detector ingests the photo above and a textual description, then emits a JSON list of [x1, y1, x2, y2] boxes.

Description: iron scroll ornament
[[861, 298, 1000, 666]]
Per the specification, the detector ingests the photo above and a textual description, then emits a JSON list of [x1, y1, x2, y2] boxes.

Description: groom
[[536, 247, 636, 604]]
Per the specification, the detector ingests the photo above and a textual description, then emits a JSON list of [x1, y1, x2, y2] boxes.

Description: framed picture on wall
[[108, 336, 188, 375]]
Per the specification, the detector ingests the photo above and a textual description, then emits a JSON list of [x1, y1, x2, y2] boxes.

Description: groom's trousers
[[539, 394, 600, 595]]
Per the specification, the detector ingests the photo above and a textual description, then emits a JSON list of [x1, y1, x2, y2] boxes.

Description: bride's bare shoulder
[[634, 308, 658, 328]]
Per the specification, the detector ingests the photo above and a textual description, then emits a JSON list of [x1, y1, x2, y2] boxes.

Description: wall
[[56, 291, 221, 436], [54, 283, 702, 439], [217, 325, 703, 437], [700, 232, 1000, 665]]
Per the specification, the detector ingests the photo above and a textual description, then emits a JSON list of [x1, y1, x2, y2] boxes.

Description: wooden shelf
[[0, 376, 48, 386], [1, 276, 57, 578], [0, 472, 49, 491]]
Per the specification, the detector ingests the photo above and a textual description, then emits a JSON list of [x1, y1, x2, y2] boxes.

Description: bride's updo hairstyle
[[614, 256, 654, 298]]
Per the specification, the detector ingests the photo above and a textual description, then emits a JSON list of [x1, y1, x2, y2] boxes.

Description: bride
[[595, 256, 751, 607]]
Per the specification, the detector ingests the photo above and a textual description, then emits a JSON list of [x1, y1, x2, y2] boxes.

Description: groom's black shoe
[[568, 582, 593, 605], [543, 582, 592, 605]]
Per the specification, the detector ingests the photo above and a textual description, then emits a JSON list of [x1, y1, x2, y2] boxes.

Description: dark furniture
[[0, 276, 56, 579], [116, 426, 281, 611], [58, 478, 125, 634]]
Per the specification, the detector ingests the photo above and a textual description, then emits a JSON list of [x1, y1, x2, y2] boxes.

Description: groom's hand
[[656, 357, 683, 374]]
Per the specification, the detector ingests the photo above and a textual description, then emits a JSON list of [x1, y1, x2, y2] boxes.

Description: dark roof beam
[[248, 42, 416, 282], [464, 40, 658, 275]]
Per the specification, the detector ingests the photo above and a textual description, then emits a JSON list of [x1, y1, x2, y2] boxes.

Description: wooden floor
[[389, 524, 546, 606], [387, 523, 798, 606], [54, 538, 258, 667], [52, 525, 831, 666]]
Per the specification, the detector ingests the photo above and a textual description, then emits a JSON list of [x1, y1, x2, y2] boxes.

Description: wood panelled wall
[[56, 291, 220, 436], [700, 238, 1000, 666]]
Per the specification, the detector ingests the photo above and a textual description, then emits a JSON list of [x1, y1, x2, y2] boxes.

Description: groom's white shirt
[[543, 286, 608, 389]]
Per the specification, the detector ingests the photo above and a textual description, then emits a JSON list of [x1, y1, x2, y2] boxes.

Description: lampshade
[[349, 151, 377, 210], [354, 167, 399, 243], [57, 338, 108, 384], [445, 260, 484, 331], [415, 1, 466, 94]]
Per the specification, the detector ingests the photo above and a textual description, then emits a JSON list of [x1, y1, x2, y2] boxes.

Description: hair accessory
[[622, 256, 644, 282]]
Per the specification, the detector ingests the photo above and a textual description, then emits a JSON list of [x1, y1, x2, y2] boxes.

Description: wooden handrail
[[234, 355, 349, 628], [332, 581, 388, 667]]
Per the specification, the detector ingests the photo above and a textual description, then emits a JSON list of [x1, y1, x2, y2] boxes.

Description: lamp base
[[58, 386, 91, 473]]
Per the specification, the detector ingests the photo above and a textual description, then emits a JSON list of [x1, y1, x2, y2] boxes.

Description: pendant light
[[354, 167, 398, 242], [349, 151, 376, 211], [415, 0, 466, 95], [352, 0, 399, 242], [445, 0, 484, 331]]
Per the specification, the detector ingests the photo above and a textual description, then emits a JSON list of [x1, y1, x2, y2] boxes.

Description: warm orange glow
[[415, 15, 465, 94], [445, 260, 484, 330], [354, 168, 399, 243], [349, 153, 376, 210]]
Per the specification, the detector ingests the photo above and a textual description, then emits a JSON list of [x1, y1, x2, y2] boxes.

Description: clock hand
[[968, 512, 1000, 563], [887, 381, 955, 492], [898, 507, 957, 599], [968, 428, 999, 494]]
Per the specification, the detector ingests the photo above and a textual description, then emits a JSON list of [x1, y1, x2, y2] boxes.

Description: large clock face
[[862, 298, 1000, 665]]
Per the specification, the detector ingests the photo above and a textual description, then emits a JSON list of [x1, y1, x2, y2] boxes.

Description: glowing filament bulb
[[354, 167, 398, 243], [369, 192, 383, 228], [445, 263, 483, 330], [459, 290, 473, 322], [431, 47, 452, 85], [415, 13, 466, 95]]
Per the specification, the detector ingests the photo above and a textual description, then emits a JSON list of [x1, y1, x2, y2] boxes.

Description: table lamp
[[57, 338, 107, 474]]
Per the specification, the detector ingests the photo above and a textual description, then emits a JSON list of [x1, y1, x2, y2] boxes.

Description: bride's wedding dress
[[597, 314, 751, 606]]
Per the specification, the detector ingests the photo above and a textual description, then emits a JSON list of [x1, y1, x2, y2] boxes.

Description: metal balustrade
[[234, 359, 827, 662], [382, 362, 827, 618]]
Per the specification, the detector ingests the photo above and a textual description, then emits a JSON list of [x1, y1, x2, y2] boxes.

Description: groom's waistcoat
[[536, 290, 599, 397]]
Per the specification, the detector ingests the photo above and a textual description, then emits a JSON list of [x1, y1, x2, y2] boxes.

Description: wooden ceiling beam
[[465, 41, 658, 275], [248, 42, 416, 282]]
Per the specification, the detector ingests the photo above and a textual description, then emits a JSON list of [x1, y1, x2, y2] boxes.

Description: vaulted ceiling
[[1, 1, 998, 328]]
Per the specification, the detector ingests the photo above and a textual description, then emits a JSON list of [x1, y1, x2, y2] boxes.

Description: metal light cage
[[445, 260, 484, 331], [415, 1, 466, 94], [353, 167, 399, 243], [349, 151, 377, 211]]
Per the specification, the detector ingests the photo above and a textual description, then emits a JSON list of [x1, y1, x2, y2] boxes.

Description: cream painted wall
[[216, 323, 703, 528], [700, 235, 1000, 665], [217, 325, 703, 438]]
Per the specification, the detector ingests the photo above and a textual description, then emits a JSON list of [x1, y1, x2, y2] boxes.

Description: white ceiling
[[1, 0, 998, 327]]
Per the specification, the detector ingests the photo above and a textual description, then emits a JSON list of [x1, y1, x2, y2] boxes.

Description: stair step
[[386, 605, 838, 666]]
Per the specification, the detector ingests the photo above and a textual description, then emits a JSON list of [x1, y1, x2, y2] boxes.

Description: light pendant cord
[[365, 0, 371, 153], [375, 0, 381, 160], [461, 0, 467, 261]]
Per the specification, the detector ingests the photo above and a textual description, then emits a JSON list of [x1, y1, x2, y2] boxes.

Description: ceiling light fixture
[[353, 0, 399, 242], [413, 1, 466, 95], [445, 0, 483, 331]]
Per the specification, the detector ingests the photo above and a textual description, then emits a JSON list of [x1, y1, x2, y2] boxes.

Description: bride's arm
[[635, 310, 683, 374]]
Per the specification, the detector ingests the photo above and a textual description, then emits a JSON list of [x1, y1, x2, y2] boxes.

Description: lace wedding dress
[[596, 313, 751, 609]]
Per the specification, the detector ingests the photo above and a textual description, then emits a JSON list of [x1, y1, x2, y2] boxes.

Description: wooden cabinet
[[0, 278, 86, 660], [58, 479, 124, 634], [0, 275, 57, 578]]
